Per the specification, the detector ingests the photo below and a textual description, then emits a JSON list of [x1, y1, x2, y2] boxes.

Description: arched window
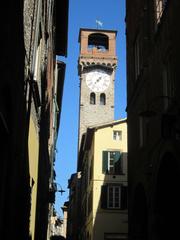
[[100, 93, 106, 105], [90, 92, 96, 105]]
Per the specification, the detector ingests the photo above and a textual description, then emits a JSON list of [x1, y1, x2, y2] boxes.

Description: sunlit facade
[[79, 119, 128, 240]]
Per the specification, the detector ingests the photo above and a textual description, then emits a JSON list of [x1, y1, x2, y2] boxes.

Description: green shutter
[[102, 151, 108, 173], [101, 185, 107, 209]]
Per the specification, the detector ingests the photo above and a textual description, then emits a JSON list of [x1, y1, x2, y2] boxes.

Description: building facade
[[0, 0, 68, 239], [1, 1, 30, 238], [78, 120, 128, 240], [126, 0, 180, 239]]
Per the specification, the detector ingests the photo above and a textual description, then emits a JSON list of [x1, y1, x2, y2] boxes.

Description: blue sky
[[55, 0, 126, 218]]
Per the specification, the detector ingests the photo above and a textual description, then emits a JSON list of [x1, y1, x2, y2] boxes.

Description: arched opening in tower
[[88, 33, 109, 52]]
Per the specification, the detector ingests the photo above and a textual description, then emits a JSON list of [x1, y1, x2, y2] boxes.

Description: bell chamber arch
[[88, 33, 109, 52]]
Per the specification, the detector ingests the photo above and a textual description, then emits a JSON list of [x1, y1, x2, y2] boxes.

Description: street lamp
[[56, 183, 65, 195]]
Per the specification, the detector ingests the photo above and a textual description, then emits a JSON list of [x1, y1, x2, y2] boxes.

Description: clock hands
[[95, 76, 102, 84]]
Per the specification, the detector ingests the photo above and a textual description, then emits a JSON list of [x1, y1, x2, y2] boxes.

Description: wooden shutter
[[121, 185, 128, 209], [102, 151, 108, 173], [101, 185, 107, 209], [114, 151, 122, 174]]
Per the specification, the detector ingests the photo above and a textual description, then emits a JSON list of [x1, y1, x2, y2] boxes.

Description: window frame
[[113, 130, 122, 141], [108, 152, 116, 173], [107, 185, 121, 209], [101, 184, 128, 210]]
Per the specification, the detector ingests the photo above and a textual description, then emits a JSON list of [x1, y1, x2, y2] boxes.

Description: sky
[[55, 0, 126, 218]]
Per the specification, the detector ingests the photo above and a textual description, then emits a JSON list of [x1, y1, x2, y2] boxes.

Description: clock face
[[86, 69, 110, 92]]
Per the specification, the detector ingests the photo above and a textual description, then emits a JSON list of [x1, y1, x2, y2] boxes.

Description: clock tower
[[78, 28, 117, 148]]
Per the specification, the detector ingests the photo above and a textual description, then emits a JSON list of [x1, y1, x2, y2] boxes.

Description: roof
[[88, 118, 127, 130]]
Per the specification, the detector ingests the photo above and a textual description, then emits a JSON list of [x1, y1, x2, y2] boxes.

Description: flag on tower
[[96, 20, 103, 28]]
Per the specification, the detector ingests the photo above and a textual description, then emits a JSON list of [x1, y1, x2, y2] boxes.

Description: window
[[102, 151, 122, 175], [155, 0, 168, 25], [108, 186, 121, 208], [113, 130, 122, 141], [90, 92, 96, 104], [100, 93, 106, 105], [101, 185, 128, 210]]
